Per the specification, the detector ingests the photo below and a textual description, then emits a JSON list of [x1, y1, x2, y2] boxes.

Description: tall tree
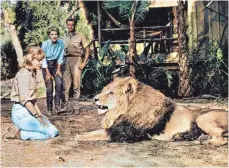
[[103, 0, 149, 77], [177, 0, 192, 97], [2, 4, 24, 67]]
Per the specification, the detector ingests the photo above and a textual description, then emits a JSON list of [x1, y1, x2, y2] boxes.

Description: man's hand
[[55, 69, 62, 78], [79, 61, 87, 70]]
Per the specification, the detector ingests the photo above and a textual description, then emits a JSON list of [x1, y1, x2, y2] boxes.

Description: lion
[[76, 77, 228, 146]]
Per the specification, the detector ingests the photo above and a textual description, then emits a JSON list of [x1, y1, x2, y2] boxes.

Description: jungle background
[[1, 0, 228, 99]]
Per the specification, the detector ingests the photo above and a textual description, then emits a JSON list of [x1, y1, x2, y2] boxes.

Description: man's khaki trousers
[[63, 57, 82, 103]]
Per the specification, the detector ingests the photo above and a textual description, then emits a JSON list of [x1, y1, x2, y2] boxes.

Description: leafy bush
[[132, 42, 176, 97], [81, 40, 118, 96], [1, 35, 18, 80], [81, 40, 177, 97], [190, 37, 228, 97]]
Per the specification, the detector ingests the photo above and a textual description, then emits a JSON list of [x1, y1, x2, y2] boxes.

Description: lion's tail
[[172, 122, 202, 141]]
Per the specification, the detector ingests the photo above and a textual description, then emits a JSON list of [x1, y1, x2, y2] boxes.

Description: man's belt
[[65, 54, 82, 57]]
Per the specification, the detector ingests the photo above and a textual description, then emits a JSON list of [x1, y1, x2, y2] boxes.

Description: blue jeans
[[11, 104, 59, 140], [42, 59, 62, 108]]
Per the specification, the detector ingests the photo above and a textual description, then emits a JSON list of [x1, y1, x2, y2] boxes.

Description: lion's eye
[[108, 92, 114, 95]]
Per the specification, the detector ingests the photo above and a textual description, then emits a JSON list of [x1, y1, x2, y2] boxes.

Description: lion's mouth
[[97, 105, 108, 110], [97, 105, 109, 115]]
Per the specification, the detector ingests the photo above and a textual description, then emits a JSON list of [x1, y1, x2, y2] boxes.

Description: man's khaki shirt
[[63, 32, 89, 57], [11, 68, 37, 105]]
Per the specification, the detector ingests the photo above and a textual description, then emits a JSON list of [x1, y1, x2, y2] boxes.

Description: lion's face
[[94, 87, 119, 114], [94, 77, 138, 115]]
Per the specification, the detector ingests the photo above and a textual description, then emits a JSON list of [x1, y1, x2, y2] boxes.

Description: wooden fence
[[189, 0, 228, 47]]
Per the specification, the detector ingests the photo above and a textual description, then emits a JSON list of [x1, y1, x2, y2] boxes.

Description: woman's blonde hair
[[20, 46, 45, 68]]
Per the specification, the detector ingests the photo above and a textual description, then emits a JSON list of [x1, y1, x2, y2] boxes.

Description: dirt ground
[[1, 98, 228, 167]]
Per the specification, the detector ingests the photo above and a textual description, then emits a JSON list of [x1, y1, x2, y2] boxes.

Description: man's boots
[[59, 99, 80, 115], [59, 101, 71, 115], [70, 99, 80, 115]]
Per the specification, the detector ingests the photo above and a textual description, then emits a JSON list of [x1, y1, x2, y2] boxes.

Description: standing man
[[41, 26, 64, 116], [62, 17, 90, 115]]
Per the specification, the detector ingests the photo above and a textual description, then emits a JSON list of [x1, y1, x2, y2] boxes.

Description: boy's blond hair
[[27, 46, 45, 61], [20, 46, 45, 68]]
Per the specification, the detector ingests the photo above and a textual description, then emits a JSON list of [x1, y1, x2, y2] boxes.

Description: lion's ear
[[125, 83, 133, 93], [124, 82, 135, 94], [123, 78, 138, 94]]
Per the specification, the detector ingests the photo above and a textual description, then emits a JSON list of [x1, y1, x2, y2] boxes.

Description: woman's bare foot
[[4, 126, 21, 139]]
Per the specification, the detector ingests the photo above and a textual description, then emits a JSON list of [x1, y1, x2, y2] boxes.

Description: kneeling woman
[[7, 47, 59, 140]]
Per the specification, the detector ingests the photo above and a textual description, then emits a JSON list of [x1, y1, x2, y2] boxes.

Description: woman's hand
[[36, 115, 49, 127], [34, 104, 43, 117], [45, 71, 53, 83], [34, 104, 48, 126], [55, 69, 62, 77]]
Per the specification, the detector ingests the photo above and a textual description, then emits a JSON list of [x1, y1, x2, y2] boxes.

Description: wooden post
[[93, 40, 98, 59], [97, 0, 101, 52], [218, 1, 228, 47], [177, 0, 192, 97], [211, 1, 220, 41], [143, 28, 146, 48], [188, 0, 197, 50]]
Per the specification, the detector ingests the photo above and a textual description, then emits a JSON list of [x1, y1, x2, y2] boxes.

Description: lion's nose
[[94, 98, 99, 102]]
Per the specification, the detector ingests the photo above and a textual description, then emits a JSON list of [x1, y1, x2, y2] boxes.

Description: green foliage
[[190, 37, 228, 96], [98, 40, 111, 62], [134, 1, 150, 24], [1, 34, 18, 80], [17, 1, 67, 47], [133, 54, 174, 96], [2, 0, 94, 80], [81, 40, 177, 97], [146, 67, 176, 96], [1, 1, 16, 23], [81, 57, 116, 95], [75, 9, 93, 41], [103, 0, 150, 24], [120, 44, 129, 55], [81, 40, 117, 95], [14, 1, 93, 47]]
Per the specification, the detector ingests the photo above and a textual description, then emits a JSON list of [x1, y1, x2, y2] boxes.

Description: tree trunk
[[177, 1, 192, 97], [3, 8, 24, 67], [129, 19, 136, 77]]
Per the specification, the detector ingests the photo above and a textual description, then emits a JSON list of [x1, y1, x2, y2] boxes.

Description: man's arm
[[83, 46, 90, 64], [79, 46, 90, 70]]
